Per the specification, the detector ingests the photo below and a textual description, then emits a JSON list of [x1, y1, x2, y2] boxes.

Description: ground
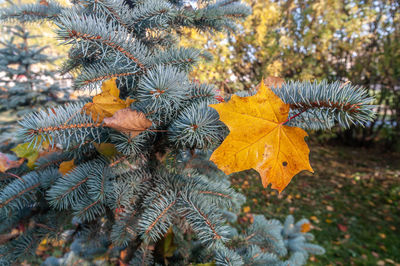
[[232, 142, 400, 265]]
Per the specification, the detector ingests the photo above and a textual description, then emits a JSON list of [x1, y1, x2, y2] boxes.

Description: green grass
[[232, 143, 400, 265]]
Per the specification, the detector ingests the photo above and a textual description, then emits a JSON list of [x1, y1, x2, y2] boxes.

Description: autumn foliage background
[[0, 0, 399, 265]]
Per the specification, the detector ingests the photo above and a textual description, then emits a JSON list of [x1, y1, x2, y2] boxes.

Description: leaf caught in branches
[[209, 80, 313, 192], [94, 143, 118, 158], [59, 159, 76, 176], [11, 143, 40, 168], [83, 78, 135, 122], [103, 108, 152, 138]]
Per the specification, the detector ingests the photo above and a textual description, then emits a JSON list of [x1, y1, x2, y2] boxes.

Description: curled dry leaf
[[209, 80, 313, 192], [103, 108, 152, 138]]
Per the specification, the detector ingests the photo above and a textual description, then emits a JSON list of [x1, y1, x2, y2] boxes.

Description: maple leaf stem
[[283, 109, 306, 125]]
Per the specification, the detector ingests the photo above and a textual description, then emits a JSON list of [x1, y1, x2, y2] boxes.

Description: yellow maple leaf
[[59, 159, 75, 175], [100, 78, 120, 97], [209, 80, 313, 192], [83, 78, 135, 122]]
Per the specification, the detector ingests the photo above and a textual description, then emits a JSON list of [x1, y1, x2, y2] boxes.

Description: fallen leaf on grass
[[338, 224, 347, 232], [301, 222, 311, 233], [243, 206, 251, 213], [326, 205, 334, 211]]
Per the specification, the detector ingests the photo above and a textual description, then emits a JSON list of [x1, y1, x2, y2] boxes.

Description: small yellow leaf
[[161, 227, 177, 258], [11, 143, 39, 168], [103, 108, 152, 138], [209, 80, 313, 192], [94, 143, 118, 158], [59, 159, 75, 175], [83, 78, 135, 122]]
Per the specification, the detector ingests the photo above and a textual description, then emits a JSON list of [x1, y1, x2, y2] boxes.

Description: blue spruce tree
[[0, 16, 70, 149], [0, 0, 374, 265]]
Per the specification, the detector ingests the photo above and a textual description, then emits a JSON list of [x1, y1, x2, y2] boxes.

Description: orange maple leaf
[[209, 80, 313, 192], [83, 78, 135, 122]]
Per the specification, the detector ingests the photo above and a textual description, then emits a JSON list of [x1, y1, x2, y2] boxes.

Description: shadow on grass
[[232, 143, 400, 265]]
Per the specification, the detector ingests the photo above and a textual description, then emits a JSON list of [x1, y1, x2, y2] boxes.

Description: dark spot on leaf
[[282, 161, 288, 166]]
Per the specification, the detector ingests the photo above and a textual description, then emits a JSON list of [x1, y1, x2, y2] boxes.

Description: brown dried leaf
[[103, 108, 152, 138]]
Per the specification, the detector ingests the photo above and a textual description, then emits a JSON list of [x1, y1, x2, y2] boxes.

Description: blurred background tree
[[0, 0, 71, 149], [183, 0, 399, 148]]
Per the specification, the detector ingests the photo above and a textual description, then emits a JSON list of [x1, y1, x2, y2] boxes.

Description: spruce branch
[[18, 102, 104, 149], [46, 160, 106, 210], [168, 102, 226, 149], [80, 0, 131, 30], [136, 65, 189, 121], [56, 12, 151, 70], [128, 0, 172, 32], [273, 80, 375, 129], [138, 190, 176, 242], [0, 2, 63, 22], [0, 172, 40, 214], [177, 193, 230, 247], [151, 47, 202, 72], [75, 62, 141, 90], [72, 197, 105, 222], [215, 246, 244, 265]]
